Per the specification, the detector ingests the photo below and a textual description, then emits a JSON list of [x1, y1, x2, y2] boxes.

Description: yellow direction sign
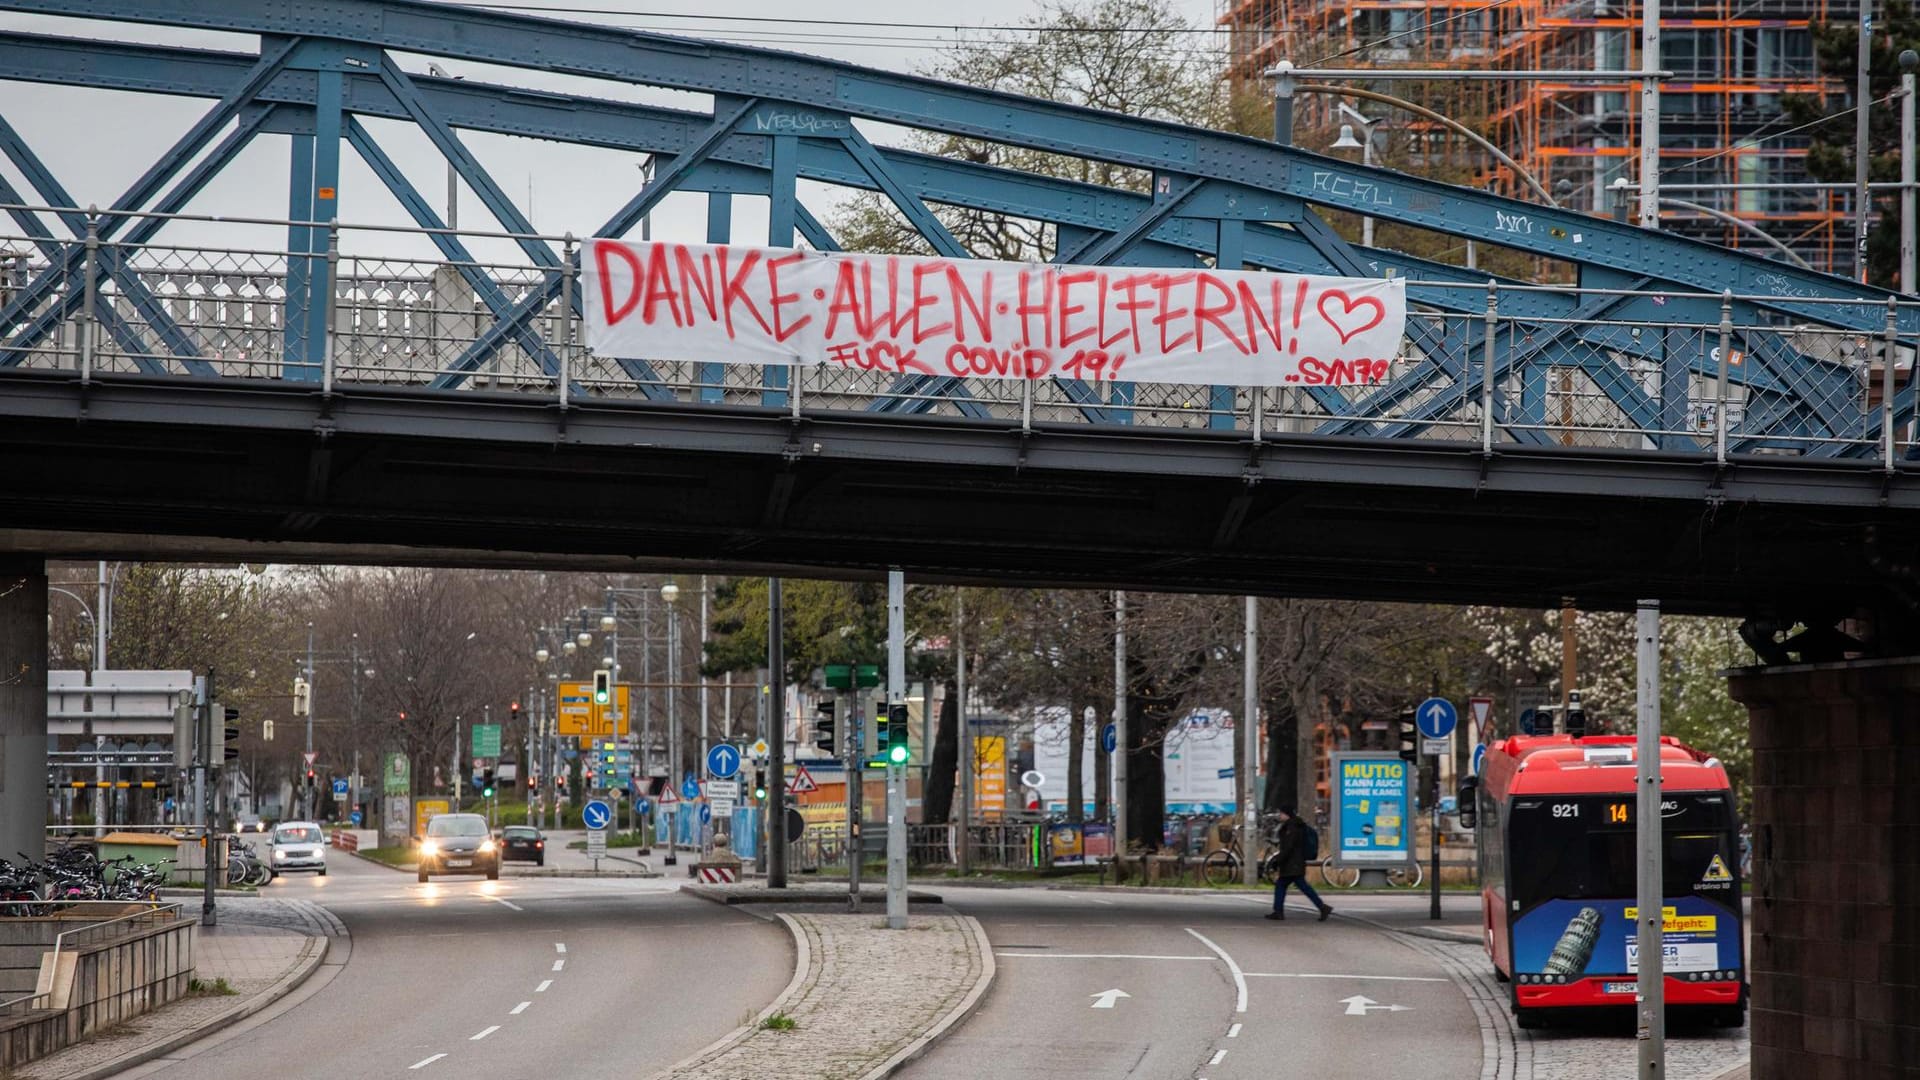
[[556, 681, 631, 737]]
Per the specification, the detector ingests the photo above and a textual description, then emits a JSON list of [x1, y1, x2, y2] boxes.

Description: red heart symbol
[[1316, 289, 1387, 345]]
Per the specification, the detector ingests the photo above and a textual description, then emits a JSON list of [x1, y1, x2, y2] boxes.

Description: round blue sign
[[1470, 743, 1488, 777], [1101, 723, 1117, 754], [1415, 697, 1458, 740], [581, 799, 613, 830], [681, 773, 700, 800], [349, 810, 363, 825], [636, 798, 650, 814], [706, 743, 742, 779], [698, 803, 712, 825]]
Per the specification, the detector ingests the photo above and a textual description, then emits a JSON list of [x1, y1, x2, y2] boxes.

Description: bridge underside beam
[[1, 375, 1916, 617]]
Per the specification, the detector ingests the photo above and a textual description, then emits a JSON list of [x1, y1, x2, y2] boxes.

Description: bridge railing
[[2, 207, 1912, 465]]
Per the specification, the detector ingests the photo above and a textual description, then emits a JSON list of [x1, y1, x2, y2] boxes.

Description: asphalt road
[[900, 887, 1483, 1080], [124, 853, 790, 1080]]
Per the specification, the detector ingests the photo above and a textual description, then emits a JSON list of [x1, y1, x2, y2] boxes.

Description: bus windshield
[[1506, 793, 1735, 909]]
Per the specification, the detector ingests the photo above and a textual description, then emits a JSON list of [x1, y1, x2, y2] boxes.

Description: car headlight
[[420, 840, 439, 857], [478, 839, 496, 854], [273, 849, 287, 860]]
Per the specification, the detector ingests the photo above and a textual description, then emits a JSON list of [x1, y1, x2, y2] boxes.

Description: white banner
[[583, 240, 1406, 388]]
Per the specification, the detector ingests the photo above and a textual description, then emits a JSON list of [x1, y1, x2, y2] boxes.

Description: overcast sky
[[0, 0, 1220, 260]]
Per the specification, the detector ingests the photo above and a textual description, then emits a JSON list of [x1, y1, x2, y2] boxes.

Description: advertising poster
[[1047, 823, 1085, 865], [1332, 752, 1409, 862], [383, 752, 410, 796], [974, 736, 1007, 817], [1164, 710, 1237, 814], [413, 798, 450, 839], [1512, 896, 1743, 978]]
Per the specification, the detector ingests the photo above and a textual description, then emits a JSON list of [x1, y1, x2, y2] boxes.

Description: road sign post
[[885, 569, 908, 929], [1414, 698, 1456, 922]]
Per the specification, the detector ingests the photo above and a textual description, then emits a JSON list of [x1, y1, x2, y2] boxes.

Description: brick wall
[[1726, 658, 1920, 1080]]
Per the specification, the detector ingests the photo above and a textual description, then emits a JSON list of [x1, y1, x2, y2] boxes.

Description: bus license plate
[[1604, 982, 1638, 995], [449, 859, 471, 868]]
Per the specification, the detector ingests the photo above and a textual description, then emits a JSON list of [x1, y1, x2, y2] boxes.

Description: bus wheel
[[1514, 1007, 1545, 1030], [1712, 1006, 1746, 1029]]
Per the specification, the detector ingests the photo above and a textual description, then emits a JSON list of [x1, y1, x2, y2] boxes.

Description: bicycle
[[1319, 856, 1361, 889], [1201, 845, 1283, 886]]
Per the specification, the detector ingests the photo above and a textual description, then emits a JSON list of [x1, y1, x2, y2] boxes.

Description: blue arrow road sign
[[581, 799, 613, 830], [350, 810, 363, 825], [331, 777, 349, 797], [1471, 743, 1488, 777], [698, 803, 712, 826], [636, 798, 650, 815], [706, 743, 741, 779], [1416, 697, 1458, 740], [681, 773, 700, 801], [1102, 723, 1117, 754]]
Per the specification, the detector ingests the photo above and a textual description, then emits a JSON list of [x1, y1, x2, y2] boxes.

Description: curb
[[1337, 909, 1483, 945], [647, 911, 812, 1078], [58, 931, 333, 1080], [858, 914, 996, 1080], [681, 885, 945, 906]]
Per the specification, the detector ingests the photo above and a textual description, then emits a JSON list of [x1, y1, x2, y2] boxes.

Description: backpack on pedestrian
[[1300, 822, 1319, 862]]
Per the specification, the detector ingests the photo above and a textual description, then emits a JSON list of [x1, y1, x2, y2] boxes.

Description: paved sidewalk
[[12, 898, 338, 1080], [657, 912, 992, 1080]]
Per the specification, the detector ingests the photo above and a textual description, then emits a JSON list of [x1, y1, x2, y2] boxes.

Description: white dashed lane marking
[[511, 1001, 531, 1015], [536, 979, 552, 992], [409, 1054, 446, 1070], [471, 1026, 500, 1041]]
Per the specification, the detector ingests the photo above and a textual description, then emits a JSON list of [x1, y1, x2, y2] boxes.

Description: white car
[[270, 822, 328, 875]]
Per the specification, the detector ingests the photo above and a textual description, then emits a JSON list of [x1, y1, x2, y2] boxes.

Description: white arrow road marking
[[1340, 995, 1414, 1016], [1089, 988, 1131, 1009]]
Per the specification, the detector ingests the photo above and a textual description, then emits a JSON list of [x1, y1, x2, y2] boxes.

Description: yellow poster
[[975, 736, 1006, 818], [414, 798, 450, 838]]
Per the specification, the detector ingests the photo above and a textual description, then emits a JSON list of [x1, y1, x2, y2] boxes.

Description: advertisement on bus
[[1331, 752, 1410, 862], [1512, 897, 1742, 978]]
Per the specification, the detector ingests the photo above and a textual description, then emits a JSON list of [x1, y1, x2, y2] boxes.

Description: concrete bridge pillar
[[1726, 658, 1920, 1079], [0, 559, 47, 862]]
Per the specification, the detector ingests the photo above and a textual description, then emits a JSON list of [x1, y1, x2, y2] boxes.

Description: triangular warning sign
[[1469, 697, 1493, 727], [1703, 854, 1733, 883], [657, 786, 680, 805], [788, 764, 818, 793]]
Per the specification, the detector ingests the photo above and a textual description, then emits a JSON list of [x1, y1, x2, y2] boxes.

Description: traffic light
[[292, 676, 310, 717], [212, 704, 240, 762], [173, 691, 195, 770], [593, 669, 611, 706], [814, 700, 837, 751], [305, 768, 316, 786], [1396, 709, 1418, 763], [1564, 690, 1588, 737], [752, 769, 768, 801], [881, 703, 910, 765]]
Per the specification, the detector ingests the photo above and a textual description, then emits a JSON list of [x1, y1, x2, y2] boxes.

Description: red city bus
[[1460, 733, 1745, 1029]]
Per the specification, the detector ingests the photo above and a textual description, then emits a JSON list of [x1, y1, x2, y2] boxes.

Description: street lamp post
[[662, 580, 682, 866], [1329, 105, 1380, 248]]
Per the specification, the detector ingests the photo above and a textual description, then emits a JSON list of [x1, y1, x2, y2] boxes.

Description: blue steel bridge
[[0, 0, 1917, 631]]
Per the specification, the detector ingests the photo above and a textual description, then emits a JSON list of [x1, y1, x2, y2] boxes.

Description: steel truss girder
[[0, 0, 1901, 332], [0, 25, 1877, 441]]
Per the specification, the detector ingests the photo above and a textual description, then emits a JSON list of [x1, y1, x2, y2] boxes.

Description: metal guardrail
[[3, 204, 1915, 467], [0, 900, 186, 1015]]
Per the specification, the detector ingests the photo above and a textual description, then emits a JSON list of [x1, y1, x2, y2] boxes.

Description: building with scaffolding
[[1218, 0, 1853, 273]]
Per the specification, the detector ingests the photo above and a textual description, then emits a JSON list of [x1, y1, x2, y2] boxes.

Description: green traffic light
[[483, 787, 495, 797], [888, 744, 909, 764]]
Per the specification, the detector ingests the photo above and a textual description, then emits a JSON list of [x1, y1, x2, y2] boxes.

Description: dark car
[[417, 813, 500, 882], [500, 826, 545, 866]]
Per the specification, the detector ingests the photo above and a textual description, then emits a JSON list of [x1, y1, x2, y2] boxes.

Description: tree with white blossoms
[[1468, 608, 1754, 813]]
